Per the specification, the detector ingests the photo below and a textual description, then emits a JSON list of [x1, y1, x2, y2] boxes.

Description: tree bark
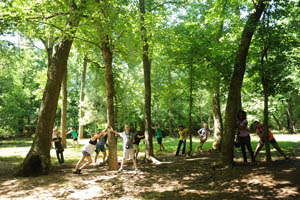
[[287, 96, 295, 133], [168, 66, 174, 136], [139, 0, 156, 162], [78, 55, 88, 139], [261, 45, 271, 163], [212, 83, 223, 152], [221, 0, 269, 166], [188, 64, 193, 155], [16, 0, 82, 176], [272, 113, 282, 130], [61, 65, 67, 148], [101, 36, 118, 170]]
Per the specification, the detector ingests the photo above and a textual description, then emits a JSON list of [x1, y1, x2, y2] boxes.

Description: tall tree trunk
[[16, 0, 83, 176], [287, 96, 295, 133], [221, 0, 268, 166], [78, 55, 88, 139], [262, 77, 271, 162], [212, 83, 223, 152], [61, 66, 67, 148], [101, 36, 118, 170], [261, 45, 271, 163], [188, 64, 193, 155], [139, 0, 156, 162], [272, 113, 282, 130], [167, 66, 174, 136]]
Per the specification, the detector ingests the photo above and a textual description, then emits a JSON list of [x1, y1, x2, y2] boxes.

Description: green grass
[[0, 135, 299, 176]]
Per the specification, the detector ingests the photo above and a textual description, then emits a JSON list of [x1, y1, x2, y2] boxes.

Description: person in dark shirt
[[133, 131, 145, 160], [52, 131, 64, 165], [94, 135, 107, 165]]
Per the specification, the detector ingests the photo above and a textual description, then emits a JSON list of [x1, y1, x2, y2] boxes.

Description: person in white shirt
[[110, 124, 137, 172]]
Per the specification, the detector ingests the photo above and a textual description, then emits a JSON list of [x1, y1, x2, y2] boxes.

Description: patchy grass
[[0, 134, 300, 199]]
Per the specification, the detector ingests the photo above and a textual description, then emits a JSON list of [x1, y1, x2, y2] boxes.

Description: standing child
[[110, 124, 137, 172], [197, 123, 209, 152], [133, 131, 145, 160], [94, 135, 107, 165], [67, 127, 79, 146], [236, 110, 256, 164], [152, 124, 165, 151], [253, 121, 288, 160], [175, 125, 189, 156], [73, 127, 108, 174], [52, 130, 64, 165]]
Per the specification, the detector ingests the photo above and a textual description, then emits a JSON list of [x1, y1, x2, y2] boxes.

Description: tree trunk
[[287, 96, 295, 133], [139, 0, 156, 162], [16, 0, 82, 176], [221, 0, 268, 166], [272, 113, 282, 130], [261, 44, 271, 163], [212, 83, 223, 152], [101, 36, 118, 170], [61, 65, 67, 148], [188, 64, 193, 155], [262, 77, 271, 162], [168, 66, 174, 136], [78, 55, 88, 139]]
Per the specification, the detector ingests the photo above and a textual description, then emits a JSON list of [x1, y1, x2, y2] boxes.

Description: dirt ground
[[0, 149, 299, 200]]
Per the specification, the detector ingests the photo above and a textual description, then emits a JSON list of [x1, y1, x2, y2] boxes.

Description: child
[[73, 127, 108, 174], [175, 125, 189, 156], [236, 110, 256, 164], [67, 127, 79, 146], [133, 131, 145, 160], [197, 123, 209, 151], [152, 124, 165, 151], [110, 124, 137, 172], [94, 135, 107, 165], [253, 121, 289, 160], [52, 128, 64, 165]]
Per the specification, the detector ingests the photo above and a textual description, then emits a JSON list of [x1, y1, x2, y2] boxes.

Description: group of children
[[52, 114, 289, 174]]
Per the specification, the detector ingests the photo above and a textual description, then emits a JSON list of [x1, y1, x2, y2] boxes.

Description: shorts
[[133, 144, 139, 151], [157, 138, 162, 144], [82, 150, 91, 156], [73, 138, 78, 141], [259, 138, 277, 145], [95, 143, 106, 153], [123, 148, 134, 160], [200, 135, 207, 141]]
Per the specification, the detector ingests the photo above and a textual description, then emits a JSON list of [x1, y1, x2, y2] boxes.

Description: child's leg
[[176, 140, 183, 155], [133, 158, 137, 169], [120, 159, 125, 169], [245, 137, 255, 162], [61, 152, 64, 163], [240, 141, 247, 163], [254, 143, 264, 158], [94, 152, 99, 163], [79, 156, 93, 170], [182, 140, 186, 154], [75, 155, 86, 171], [272, 143, 288, 159], [56, 151, 61, 163], [102, 152, 107, 163]]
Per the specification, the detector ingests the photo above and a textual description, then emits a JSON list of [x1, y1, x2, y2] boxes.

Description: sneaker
[[118, 168, 123, 173], [73, 169, 81, 174]]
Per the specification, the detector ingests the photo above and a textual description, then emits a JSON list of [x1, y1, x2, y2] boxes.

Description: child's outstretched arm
[[109, 127, 121, 137]]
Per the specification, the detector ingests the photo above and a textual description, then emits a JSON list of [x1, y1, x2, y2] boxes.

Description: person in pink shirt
[[236, 110, 256, 164]]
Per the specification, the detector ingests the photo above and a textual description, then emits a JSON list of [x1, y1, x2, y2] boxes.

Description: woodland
[[0, 0, 300, 199]]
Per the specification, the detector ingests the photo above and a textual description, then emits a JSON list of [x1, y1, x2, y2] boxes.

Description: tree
[[15, 0, 85, 176], [221, 0, 269, 166]]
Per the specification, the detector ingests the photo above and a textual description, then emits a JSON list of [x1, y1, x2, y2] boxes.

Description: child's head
[[53, 126, 58, 131], [179, 125, 184, 131], [253, 121, 261, 129], [125, 124, 130, 133], [238, 110, 247, 120], [203, 123, 208, 129]]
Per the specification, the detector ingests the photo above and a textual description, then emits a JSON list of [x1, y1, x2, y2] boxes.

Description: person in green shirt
[[67, 127, 79, 146], [152, 124, 165, 151]]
